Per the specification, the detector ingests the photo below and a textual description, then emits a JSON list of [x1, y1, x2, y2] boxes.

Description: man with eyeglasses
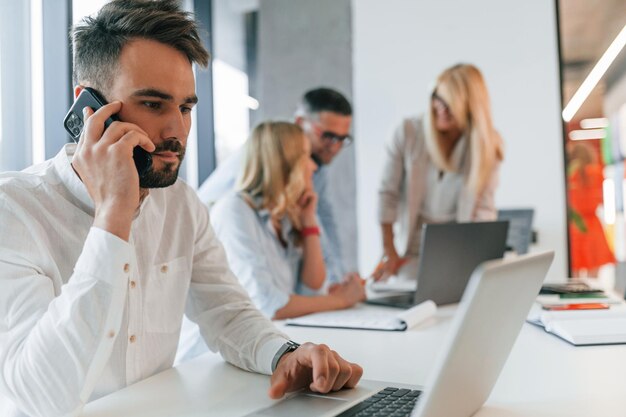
[[197, 87, 354, 285], [293, 88, 354, 280]]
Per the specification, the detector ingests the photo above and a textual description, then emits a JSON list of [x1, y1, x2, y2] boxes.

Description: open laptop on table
[[246, 251, 554, 417], [367, 221, 509, 308]]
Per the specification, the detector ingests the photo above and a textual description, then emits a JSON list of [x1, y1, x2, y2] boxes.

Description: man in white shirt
[[0, 1, 362, 416]]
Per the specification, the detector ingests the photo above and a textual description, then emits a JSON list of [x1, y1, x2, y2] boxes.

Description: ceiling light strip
[[562, 24, 626, 122], [569, 129, 607, 141]]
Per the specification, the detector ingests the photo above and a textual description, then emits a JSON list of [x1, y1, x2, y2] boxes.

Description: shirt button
[[160, 264, 168, 273], [129, 335, 136, 343], [129, 280, 136, 289], [123, 263, 130, 273], [108, 330, 115, 338]]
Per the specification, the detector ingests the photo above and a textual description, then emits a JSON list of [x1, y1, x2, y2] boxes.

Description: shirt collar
[[53, 144, 96, 215]]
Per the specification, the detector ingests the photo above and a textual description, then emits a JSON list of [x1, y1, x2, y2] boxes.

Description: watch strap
[[271, 340, 300, 373]]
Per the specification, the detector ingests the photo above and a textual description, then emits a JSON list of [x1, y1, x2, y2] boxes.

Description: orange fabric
[[568, 164, 615, 270]]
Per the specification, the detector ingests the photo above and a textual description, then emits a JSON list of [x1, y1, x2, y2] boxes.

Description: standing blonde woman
[[211, 122, 365, 319], [375, 64, 504, 280]]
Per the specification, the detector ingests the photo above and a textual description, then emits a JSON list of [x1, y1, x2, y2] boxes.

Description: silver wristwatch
[[271, 340, 301, 372]]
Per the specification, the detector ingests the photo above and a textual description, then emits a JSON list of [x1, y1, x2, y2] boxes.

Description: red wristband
[[301, 226, 320, 237]]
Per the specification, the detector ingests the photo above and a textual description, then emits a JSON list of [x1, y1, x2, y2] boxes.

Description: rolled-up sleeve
[[184, 194, 288, 375], [0, 196, 130, 417], [378, 120, 408, 224]]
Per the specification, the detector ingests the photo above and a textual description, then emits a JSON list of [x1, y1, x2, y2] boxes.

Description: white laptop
[[246, 251, 554, 417]]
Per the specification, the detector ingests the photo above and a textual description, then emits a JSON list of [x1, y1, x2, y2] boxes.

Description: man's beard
[[139, 139, 186, 189]]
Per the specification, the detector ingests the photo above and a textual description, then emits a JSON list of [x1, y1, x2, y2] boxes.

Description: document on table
[[286, 300, 437, 331], [527, 307, 626, 346]]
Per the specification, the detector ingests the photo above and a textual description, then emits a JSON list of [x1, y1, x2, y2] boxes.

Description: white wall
[[353, 0, 568, 281]]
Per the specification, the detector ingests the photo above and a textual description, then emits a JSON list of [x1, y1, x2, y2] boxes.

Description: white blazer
[[377, 116, 500, 256]]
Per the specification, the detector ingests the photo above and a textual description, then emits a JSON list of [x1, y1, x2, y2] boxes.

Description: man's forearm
[[0, 228, 129, 417]]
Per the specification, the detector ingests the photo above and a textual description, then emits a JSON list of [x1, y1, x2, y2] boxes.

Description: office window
[[0, 1, 33, 172], [213, 59, 252, 164], [559, 1, 626, 281], [31, 0, 45, 165], [73, 0, 110, 23], [0, 39, 3, 167], [211, 0, 258, 168]]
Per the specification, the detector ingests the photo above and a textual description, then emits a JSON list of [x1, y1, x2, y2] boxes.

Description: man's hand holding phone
[[72, 101, 155, 241]]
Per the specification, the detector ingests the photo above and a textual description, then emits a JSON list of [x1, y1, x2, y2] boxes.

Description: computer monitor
[[497, 208, 534, 254]]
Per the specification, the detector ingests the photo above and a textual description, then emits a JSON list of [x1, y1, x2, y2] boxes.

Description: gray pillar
[[256, 0, 358, 271]]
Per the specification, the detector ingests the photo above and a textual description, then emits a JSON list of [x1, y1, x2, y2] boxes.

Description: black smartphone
[[63, 87, 152, 177]]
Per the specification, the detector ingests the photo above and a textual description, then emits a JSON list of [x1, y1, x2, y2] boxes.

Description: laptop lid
[[413, 251, 554, 417], [412, 221, 509, 306]]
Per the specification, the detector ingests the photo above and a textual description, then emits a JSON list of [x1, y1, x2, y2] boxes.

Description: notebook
[[245, 251, 554, 417], [527, 308, 626, 345], [286, 300, 436, 331]]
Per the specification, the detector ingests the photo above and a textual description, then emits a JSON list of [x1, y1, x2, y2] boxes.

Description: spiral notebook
[[285, 300, 437, 331]]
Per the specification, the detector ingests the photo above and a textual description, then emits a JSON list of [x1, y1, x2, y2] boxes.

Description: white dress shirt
[[0, 144, 289, 417], [175, 192, 329, 364], [212, 193, 314, 317], [407, 137, 467, 256], [420, 137, 467, 222]]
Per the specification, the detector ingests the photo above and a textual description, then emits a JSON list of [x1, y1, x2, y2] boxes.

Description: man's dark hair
[[72, 0, 210, 91], [297, 87, 352, 118]]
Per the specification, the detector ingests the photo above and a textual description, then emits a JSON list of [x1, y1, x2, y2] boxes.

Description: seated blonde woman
[[211, 121, 365, 319]]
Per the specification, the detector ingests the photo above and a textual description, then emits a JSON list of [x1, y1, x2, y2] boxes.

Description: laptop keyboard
[[337, 387, 422, 417]]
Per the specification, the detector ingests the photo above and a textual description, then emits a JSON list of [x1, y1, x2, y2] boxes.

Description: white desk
[[82, 304, 626, 416]]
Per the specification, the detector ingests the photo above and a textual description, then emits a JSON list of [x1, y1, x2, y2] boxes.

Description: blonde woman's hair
[[425, 63, 504, 194], [237, 121, 309, 229]]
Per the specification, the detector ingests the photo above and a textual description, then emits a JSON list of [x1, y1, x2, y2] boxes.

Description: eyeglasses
[[309, 121, 353, 147], [431, 91, 450, 113], [320, 131, 353, 147]]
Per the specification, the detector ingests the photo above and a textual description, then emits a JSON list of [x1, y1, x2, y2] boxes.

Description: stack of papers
[[286, 300, 437, 331], [528, 307, 626, 346]]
